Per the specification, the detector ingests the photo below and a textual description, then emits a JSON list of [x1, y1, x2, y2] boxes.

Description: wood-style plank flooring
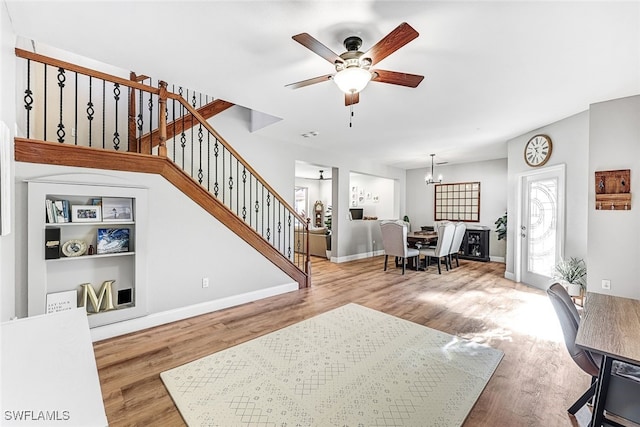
[[94, 256, 588, 426]]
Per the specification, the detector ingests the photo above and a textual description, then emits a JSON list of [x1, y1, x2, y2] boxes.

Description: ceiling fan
[[286, 22, 424, 106]]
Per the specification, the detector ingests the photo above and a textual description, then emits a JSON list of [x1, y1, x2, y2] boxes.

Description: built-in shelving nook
[[27, 177, 148, 328]]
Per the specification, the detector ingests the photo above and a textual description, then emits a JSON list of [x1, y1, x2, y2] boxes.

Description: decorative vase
[[566, 282, 583, 297]]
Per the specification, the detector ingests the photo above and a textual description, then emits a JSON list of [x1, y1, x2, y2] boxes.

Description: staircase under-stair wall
[[13, 48, 310, 339]]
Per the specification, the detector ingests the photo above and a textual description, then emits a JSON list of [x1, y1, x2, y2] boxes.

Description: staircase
[[14, 48, 311, 288]]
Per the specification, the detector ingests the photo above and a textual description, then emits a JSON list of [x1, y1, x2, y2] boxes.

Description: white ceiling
[[6, 1, 640, 170]]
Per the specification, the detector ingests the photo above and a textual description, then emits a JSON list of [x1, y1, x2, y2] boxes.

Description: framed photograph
[[102, 197, 133, 222], [97, 228, 130, 254], [72, 205, 102, 222]]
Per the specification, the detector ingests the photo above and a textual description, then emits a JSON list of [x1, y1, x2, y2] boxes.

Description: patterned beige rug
[[161, 303, 503, 426]]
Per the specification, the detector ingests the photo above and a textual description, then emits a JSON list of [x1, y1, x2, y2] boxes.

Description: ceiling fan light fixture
[[333, 67, 372, 94]]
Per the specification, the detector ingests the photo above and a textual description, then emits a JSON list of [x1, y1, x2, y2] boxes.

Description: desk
[[575, 292, 640, 426]]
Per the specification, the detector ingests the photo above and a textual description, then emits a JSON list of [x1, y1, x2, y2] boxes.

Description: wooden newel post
[[128, 72, 139, 153], [158, 80, 168, 157]]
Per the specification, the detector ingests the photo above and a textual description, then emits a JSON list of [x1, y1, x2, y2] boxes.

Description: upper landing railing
[[15, 48, 310, 286]]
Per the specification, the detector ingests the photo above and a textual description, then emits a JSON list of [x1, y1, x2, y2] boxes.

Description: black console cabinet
[[459, 228, 490, 262]]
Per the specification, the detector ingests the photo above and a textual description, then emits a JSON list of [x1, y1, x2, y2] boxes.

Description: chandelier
[[425, 154, 443, 185]]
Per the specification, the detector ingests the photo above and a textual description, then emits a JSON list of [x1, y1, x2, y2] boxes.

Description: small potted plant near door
[[554, 257, 587, 297]]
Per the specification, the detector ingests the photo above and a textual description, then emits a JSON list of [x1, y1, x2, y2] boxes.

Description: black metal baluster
[[56, 67, 66, 142], [74, 72, 78, 145], [287, 212, 292, 260], [197, 124, 203, 184], [102, 80, 106, 148], [113, 83, 120, 150], [87, 76, 94, 147], [206, 132, 211, 191], [179, 89, 186, 169], [266, 193, 271, 242], [254, 178, 259, 230], [235, 159, 239, 216], [190, 101, 194, 177], [136, 88, 143, 146], [43, 64, 47, 141], [249, 175, 253, 227], [277, 202, 282, 252], [24, 59, 33, 138], [261, 185, 265, 237], [213, 139, 219, 197], [242, 166, 247, 221], [221, 147, 225, 204], [228, 152, 234, 210]]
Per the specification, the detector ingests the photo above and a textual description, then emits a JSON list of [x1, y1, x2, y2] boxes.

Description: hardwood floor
[[94, 256, 588, 426]]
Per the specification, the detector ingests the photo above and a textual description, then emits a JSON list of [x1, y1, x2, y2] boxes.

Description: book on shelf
[[45, 199, 54, 223], [46, 199, 71, 223]]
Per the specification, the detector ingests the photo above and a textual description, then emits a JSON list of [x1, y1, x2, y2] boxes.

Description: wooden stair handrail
[[15, 48, 159, 94], [169, 94, 308, 226], [14, 138, 309, 288]]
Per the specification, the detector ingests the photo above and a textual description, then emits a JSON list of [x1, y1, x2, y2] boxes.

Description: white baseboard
[[335, 249, 385, 263], [504, 271, 516, 281], [490, 256, 505, 263], [90, 282, 299, 342]]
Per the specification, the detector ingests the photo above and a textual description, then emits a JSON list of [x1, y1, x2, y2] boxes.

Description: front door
[[518, 165, 565, 289]]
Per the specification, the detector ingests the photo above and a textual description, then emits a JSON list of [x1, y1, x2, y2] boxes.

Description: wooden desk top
[[576, 292, 640, 365]]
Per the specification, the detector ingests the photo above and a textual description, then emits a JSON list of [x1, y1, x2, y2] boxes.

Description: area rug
[[161, 303, 503, 426]]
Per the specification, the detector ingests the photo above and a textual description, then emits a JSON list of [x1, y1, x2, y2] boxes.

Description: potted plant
[[554, 257, 587, 297], [494, 212, 507, 241]]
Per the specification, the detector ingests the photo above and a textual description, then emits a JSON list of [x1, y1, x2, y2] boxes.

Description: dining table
[[407, 231, 438, 248]]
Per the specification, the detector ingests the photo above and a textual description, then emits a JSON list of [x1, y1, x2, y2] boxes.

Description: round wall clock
[[524, 134, 553, 167]]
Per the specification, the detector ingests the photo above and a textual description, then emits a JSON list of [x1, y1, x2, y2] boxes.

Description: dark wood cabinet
[[459, 228, 490, 262]]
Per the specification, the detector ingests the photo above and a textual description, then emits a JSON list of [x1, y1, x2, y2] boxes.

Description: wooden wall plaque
[[595, 169, 631, 210]]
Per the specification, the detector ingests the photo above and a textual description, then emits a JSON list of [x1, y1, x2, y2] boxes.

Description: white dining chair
[[380, 220, 419, 275], [419, 222, 455, 274]]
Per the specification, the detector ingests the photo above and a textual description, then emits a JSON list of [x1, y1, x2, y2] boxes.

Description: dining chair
[[419, 222, 455, 274], [380, 220, 419, 275], [448, 222, 467, 268], [547, 283, 601, 415]]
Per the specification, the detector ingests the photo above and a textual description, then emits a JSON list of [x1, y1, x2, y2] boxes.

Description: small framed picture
[[102, 197, 133, 222], [71, 205, 102, 222]]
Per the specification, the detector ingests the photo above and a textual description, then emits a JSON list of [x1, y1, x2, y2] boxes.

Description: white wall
[[0, 1, 16, 321], [14, 163, 296, 328], [505, 111, 589, 284], [406, 158, 508, 261], [587, 95, 640, 299]]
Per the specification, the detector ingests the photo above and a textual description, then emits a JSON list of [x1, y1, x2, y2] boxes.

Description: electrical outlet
[[602, 279, 611, 290], [202, 277, 209, 288], [71, 127, 76, 137]]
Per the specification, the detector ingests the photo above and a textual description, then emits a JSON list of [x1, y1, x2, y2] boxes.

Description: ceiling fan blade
[[285, 74, 333, 89], [292, 33, 343, 64], [345, 92, 360, 106], [371, 69, 424, 88], [363, 22, 419, 66]]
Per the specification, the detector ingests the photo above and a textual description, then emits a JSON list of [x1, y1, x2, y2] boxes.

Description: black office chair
[[547, 282, 602, 415]]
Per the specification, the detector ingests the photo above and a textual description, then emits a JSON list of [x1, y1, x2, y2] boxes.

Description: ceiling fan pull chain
[[349, 92, 354, 127]]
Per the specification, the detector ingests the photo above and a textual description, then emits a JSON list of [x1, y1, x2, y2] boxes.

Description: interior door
[[519, 165, 565, 289]]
